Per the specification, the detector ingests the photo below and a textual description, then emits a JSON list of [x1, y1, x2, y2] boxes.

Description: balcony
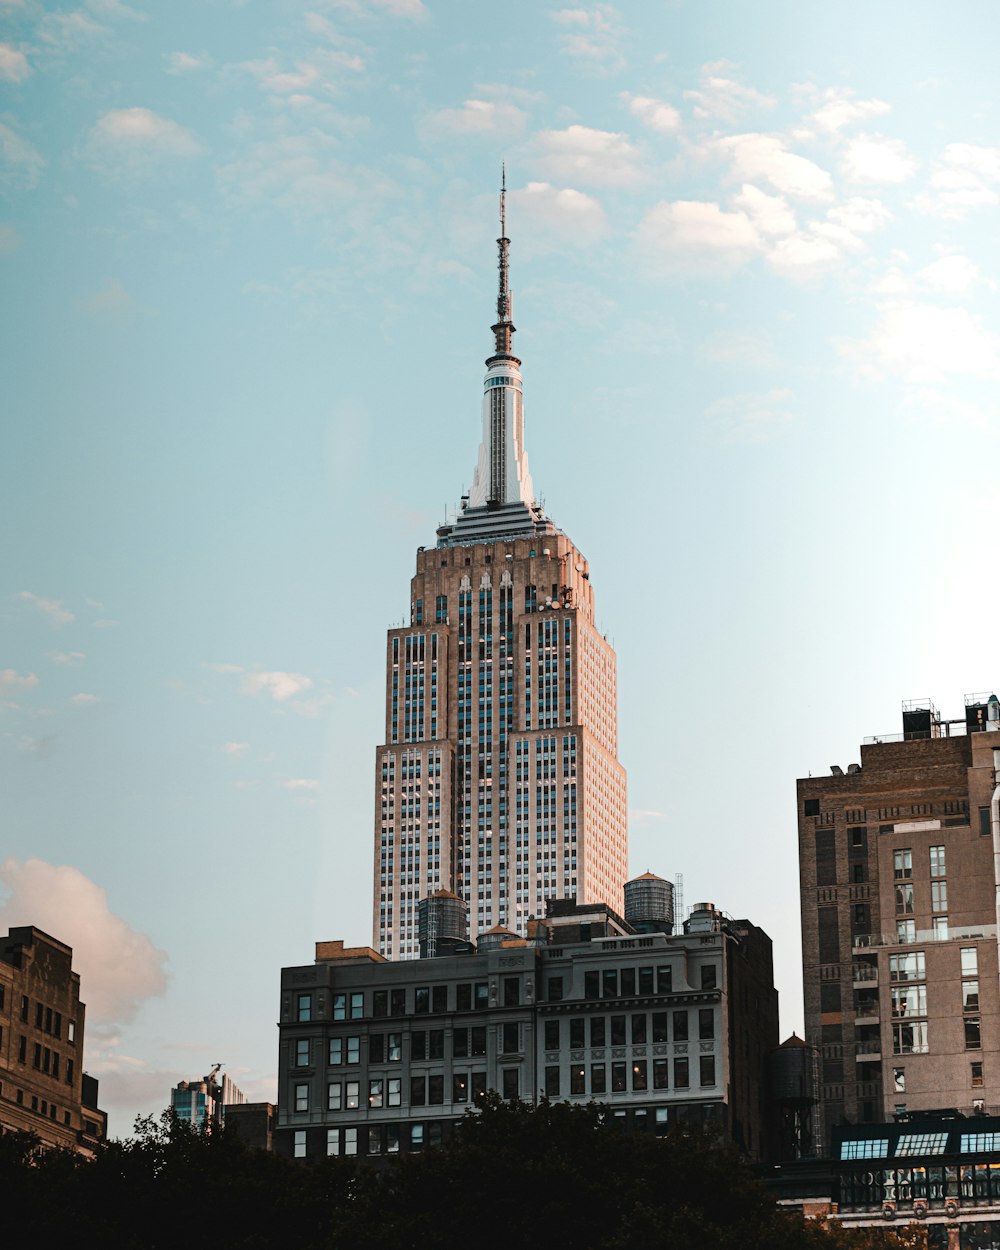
[[853, 965, 878, 987], [853, 924, 997, 949], [855, 1013, 880, 1027], [855, 1040, 882, 1062]]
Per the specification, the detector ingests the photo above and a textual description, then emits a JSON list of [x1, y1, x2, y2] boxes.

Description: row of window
[[545, 1055, 713, 1097], [544, 1008, 713, 1049]]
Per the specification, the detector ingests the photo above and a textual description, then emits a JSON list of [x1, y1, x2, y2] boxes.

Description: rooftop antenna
[[674, 872, 684, 935], [491, 164, 515, 360]]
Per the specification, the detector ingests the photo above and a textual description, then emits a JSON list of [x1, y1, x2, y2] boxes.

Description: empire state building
[[374, 186, 628, 959]]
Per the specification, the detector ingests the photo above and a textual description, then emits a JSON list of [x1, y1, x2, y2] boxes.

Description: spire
[[490, 165, 517, 362]]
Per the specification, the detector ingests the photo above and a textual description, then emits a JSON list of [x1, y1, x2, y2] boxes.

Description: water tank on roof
[[769, 1035, 818, 1108], [417, 891, 468, 958], [624, 873, 674, 934]]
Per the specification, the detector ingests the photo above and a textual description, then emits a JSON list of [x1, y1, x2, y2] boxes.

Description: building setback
[[0, 926, 107, 1155], [797, 693, 1000, 1152], [374, 182, 627, 958], [275, 900, 778, 1162]]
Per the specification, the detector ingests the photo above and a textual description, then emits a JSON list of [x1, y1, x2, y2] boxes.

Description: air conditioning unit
[[913, 1200, 928, 1219], [945, 1200, 960, 1220], [882, 1201, 897, 1220]]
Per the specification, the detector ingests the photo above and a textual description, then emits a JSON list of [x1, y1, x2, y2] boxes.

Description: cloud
[[85, 107, 202, 177], [732, 184, 796, 237], [509, 181, 607, 246], [0, 42, 29, 81], [49, 651, 85, 665], [841, 302, 1000, 383], [621, 92, 680, 135], [531, 124, 643, 187], [422, 98, 527, 139], [17, 590, 74, 625], [914, 143, 1000, 219], [206, 661, 244, 674], [69, 692, 99, 704], [826, 196, 892, 234], [0, 120, 44, 189], [84, 276, 136, 316], [0, 858, 168, 1025], [919, 253, 980, 296], [223, 740, 250, 755], [241, 670, 313, 701], [684, 61, 775, 122], [281, 777, 321, 791], [165, 50, 211, 74], [551, 5, 625, 74], [39, 9, 107, 51], [840, 133, 917, 184], [766, 228, 844, 279], [241, 50, 364, 96], [706, 388, 796, 443], [807, 88, 890, 134], [0, 669, 39, 690], [634, 199, 760, 276], [328, 0, 427, 16], [715, 133, 833, 201]]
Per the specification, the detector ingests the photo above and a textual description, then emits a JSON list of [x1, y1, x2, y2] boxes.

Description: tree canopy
[[3, 1099, 919, 1250]]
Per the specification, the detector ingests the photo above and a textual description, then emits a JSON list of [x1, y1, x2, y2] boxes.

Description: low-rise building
[[274, 899, 778, 1162], [0, 926, 107, 1155]]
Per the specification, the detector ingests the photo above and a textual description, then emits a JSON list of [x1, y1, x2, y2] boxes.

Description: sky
[[2, 0, 999, 1137]]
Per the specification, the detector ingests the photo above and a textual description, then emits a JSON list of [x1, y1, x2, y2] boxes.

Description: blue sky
[[2, 0, 999, 1134]]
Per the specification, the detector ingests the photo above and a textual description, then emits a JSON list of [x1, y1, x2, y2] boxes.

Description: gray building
[[275, 898, 777, 1162]]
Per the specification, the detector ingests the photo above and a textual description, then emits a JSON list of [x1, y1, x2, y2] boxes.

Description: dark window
[[456, 984, 472, 1012], [631, 1014, 647, 1044], [471, 1027, 486, 1056], [815, 828, 837, 885], [503, 977, 519, 1007], [632, 1060, 647, 1091], [391, 989, 406, 1016], [547, 977, 563, 1001], [981, 808, 993, 837], [602, 969, 617, 999], [471, 1072, 487, 1103], [611, 1062, 627, 1092], [429, 1030, 444, 1059], [452, 1073, 468, 1104], [672, 1011, 688, 1042], [369, 1035, 384, 1064], [410, 1076, 426, 1106], [966, 1018, 982, 1050], [428, 1075, 444, 1105], [545, 1066, 560, 1097], [474, 982, 489, 1010], [804, 798, 820, 817], [611, 1016, 626, 1046], [432, 986, 447, 1013], [700, 1055, 716, 1087], [501, 1023, 518, 1054], [569, 1019, 585, 1048], [849, 826, 868, 852], [818, 906, 840, 964], [590, 1017, 605, 1047], [570, 1064, 585, 1094], [20, 995, 28, 1022], [639, 967, 655, 995], [584, 971, 600, 999], [820, 983, 841, 1013], [700, 965, 717, 990], [453, 1029, 468, 1059], [411, 1032, 426, 1061], [591, 1063, 606, 1094], [372, 991, 388, 1018], [698, 1009, 715, 1040], [415, 987, 429, 1014], [502, 1069, 519, 1100], [653, 1058, 669, 1089], [656, 966, 671, 993], [620, 968, 636, 996], [674, 1057, 689, 1088], [652, 1012, 668, 1043]]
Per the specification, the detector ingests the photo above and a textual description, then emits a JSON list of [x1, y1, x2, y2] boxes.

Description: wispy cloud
[[241, 670, 313, 701], [840, 302, 1000, 384], [551, 5, 625, 75], [49, 651, 85, 666], [531, 124, 644, 187], [684, 60, 775, 122], [69, 692, 99, 705], [706, 388, 797, 443], [281, 777, 320, 791], [0, 668, 39, 690], [510, 181, 607, 246], [0, 120, 44, 190], [84, 107, 202, 178], [223, 740, 250, 755], [621, 92, 680, 135], [0, 42, 30, 81], [634, 199, 761, 276], [17, 590, 75, 625], [422, 98, 527, 139]]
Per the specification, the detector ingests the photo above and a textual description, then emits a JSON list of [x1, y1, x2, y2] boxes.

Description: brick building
[[0, 926, 107, 1154], [797, 693, 1000, 1151]]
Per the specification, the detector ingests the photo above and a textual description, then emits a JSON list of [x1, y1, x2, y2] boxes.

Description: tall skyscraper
[[374, 185, 628, 959], [797, 692, 1000, 1152]]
